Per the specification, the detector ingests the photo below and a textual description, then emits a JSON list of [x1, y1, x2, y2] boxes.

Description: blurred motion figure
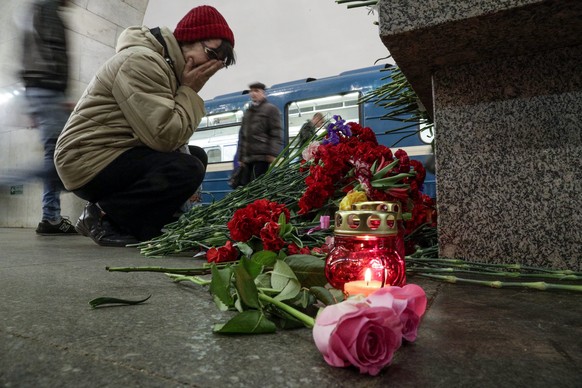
[[20, 0, 77, 235]]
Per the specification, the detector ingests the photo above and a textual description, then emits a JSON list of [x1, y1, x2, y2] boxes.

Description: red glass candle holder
[[325, 201, 406, 293]]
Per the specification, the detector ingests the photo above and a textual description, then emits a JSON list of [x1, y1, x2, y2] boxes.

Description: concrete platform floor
[[1, 227, 581, 387]]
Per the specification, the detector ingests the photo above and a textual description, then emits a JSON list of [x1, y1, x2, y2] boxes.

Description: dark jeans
[[247, 161, 271, 184], [25, 87, 69, 222], [73, 147, 206, 241]]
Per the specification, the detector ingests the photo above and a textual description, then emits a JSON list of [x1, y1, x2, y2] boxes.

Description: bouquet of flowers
[[139, 116, 435, 257], [172, 115, 435, 266]]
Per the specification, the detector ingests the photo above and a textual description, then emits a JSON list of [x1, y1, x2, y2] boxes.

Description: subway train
[[189, 64, 435, 203]]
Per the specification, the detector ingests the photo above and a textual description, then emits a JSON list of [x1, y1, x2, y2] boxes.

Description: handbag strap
[[150, 27, 180, 86]]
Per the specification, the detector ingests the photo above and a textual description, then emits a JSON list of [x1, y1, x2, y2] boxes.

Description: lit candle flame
[[364, 268, 372, 286]]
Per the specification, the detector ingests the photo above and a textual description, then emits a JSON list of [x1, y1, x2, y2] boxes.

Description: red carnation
[[260, 221, 286, 252], [206, 240, 239, 263]]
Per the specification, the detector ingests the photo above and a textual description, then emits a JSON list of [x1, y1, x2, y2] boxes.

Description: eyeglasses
[[201, 42, 224, 63]]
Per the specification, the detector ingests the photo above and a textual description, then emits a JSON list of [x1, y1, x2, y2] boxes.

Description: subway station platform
[[0, 227, 580, 387]]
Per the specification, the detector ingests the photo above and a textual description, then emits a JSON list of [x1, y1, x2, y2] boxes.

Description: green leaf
[[250, 250, 278, 268], [213, 310, 277, 334], [372, 158, 400, 180], [310, 286, 345, 305], [292, 288, 314, 309], [246, 238, 264, 253], [210, 265, 234, 311], [278, 212, 287, 228], [271, 260, 301, 301], [241, 256, 264, 279], [234, 297, 243, 313], [280, 223, 293, 237], [255, 273, 272, 288], [236, 242, 253, 258], [267, 290, 317, 328], [267, 307, 306, 330], [371, 172, 416, 186], [284, 254, 327, 288], [288, 234, 303, 246], [370, 159, 378, 175], [234, 264, 260, 309], [89, 295, 151, 309]]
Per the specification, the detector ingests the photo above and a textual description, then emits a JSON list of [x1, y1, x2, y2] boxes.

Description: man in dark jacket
[[236, 82, 283, 184], [20, 0, 77, 235], [298, 112, 324, 146]]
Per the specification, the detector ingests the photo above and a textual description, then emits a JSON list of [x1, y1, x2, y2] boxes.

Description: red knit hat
[[174, 6, 235, 47]]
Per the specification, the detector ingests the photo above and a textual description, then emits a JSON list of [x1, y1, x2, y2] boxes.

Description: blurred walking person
[[20, 0, 77, 235]]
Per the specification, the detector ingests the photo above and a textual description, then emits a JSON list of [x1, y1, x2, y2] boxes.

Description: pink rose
[[313, 284, 428, 375], [367, 284, 427, 342], [312, 294, 404, 376]]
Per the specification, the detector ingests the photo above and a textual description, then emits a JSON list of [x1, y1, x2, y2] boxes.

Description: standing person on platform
[[20, 0, 77, 235], [298, 112, 325, 146], [236, 82, 283, 185], [54, 5, 236, 247]]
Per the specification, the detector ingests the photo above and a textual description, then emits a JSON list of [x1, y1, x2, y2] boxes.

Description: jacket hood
[[116, 26, 185, 81]]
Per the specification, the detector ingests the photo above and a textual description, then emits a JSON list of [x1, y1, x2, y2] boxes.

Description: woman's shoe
[[75, 202, 139, 247]]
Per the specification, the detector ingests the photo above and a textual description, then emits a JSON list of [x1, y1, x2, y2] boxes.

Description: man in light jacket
[[55, 5, 236, 246]]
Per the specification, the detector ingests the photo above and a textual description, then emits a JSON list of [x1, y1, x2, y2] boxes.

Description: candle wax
[[344, 279, 383, 297]]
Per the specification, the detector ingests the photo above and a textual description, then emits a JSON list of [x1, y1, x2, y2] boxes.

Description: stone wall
[[0, 0, 148, 228], [378, 0, 582, 270], [435, 45, 582, 269]]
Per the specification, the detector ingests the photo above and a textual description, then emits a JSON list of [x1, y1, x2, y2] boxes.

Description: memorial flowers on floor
[[108, 117, 433, 375]]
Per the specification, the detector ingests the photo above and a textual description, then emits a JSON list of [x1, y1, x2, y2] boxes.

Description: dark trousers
[[73, 147, 206, 241], [247, 161, 270, 184]]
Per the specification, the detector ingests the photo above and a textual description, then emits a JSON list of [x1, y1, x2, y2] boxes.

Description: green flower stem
[[337, 1, 378, 10], [407, 258, 582, 275], [258, 287, 283, 294], [414, 273, 582, 292], [138, 164, 312, 257], [406, 267, 582, 280], [258, 293, 316, 328], [166, 274, 211, 286], [106, 266, 217, 275]]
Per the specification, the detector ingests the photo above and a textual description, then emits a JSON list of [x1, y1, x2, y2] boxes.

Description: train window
[[188, 110, 243, 163], [199, 111, 242, 127], [287, 92, 360, 137], [198, 117, 209, 128], [205, 147, 222, 163]]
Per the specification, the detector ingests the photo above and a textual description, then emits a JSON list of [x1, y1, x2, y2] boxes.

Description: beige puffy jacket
[[55, 26, 205, 190]]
